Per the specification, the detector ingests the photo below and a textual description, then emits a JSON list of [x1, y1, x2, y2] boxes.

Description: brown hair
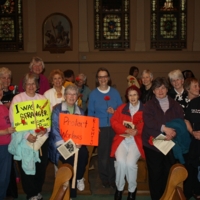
[[184, 77, 199, 91]]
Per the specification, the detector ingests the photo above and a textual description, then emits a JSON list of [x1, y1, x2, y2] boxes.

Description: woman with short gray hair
[[168, 69, 188, 113], [18, 57, 50, 95], [49, 84, 89, 198], [0, 67, 18, 108], [75, 73, 91, 114], [9, 72, 49, 200]]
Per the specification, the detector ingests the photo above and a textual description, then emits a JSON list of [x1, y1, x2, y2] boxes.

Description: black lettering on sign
[[63, 116, 88, 128], [20, 104, 33, 111]]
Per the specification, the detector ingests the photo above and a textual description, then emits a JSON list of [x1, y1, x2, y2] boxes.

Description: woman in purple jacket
[[18, 57, 50, 95], [142, 77, 184, 200]]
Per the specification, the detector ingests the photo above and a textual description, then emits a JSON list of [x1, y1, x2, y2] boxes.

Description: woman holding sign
[[8, 73, 49, 200], [49, 84, 88, 199], [110, 85, 144, 200], [88, 68, 122, 188], [142, 77, 184, 200]]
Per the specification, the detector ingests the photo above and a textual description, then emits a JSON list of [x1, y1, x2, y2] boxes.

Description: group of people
[[0, 57, 91, 200], [0, 58, 199, 200]]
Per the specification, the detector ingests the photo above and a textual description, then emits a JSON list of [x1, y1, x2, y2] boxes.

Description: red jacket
[[110, 102, 145, 158]]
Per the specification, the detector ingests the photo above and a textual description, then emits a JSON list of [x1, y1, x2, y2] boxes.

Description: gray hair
[[0, 67, 11, 78], [22, 73, 39, 90], [78, 73, 87, 82], [29, 56, 45, 70], [168, 69, 184, 82], [64, 84, 79, 96], [141, 69, 153, 79]]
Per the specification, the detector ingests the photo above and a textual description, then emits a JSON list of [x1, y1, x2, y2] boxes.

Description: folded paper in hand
[[120, 121, 135, 138], [27, 133, 48, 151], [153, 134, 175, 155], [123, 120, 135, 129], [57, 139, 79, 160]]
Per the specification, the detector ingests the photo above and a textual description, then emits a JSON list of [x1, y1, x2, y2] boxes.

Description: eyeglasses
[[98, 75, 108, 79], [26, 83, 36, 86], [66, 93, 78, 96]]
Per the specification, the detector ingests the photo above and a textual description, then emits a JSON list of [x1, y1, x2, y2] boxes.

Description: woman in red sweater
[[110, 85, 145, 200]]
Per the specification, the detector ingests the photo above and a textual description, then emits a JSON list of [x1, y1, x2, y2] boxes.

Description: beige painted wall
[[0, 0, 200, 102]]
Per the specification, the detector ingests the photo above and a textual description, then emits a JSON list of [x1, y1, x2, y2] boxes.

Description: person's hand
[[76, 144, 82, 148], [27, 134, 37, 143], [163, 126, 176, 140], [125, 128, 138, 136], [192, 131, 200, 140], [7, 127, 16, 134], [107, 107, 115, 114], [35, 127, 47, 137]]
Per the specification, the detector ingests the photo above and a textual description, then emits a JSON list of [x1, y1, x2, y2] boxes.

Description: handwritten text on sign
[[13, 100, 51, 131], [59, 113, 99, 146]]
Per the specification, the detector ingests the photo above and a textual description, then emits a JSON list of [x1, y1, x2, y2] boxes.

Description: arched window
[[151, 0, 187, 50], [0, 0, 23, 51], [94, 0, 130, 50]]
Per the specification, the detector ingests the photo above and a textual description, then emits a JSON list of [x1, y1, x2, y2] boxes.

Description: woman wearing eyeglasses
[[88, 67, 122, 188]]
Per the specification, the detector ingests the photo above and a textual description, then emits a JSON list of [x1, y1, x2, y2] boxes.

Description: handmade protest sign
[[13, 99, 51, 131], [59, 113, 99, 146]]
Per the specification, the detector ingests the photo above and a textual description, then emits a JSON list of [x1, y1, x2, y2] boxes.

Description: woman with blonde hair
[[140, 69, 154, 104], [44, 69, 65, 108]]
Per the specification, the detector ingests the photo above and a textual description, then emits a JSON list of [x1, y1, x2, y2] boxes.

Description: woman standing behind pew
[[0, 67, 19, 199], [9, 73, 49, 200], [88, 67, 122, 188], [142, 77, 184, 200], [0, 80, 16, 200]]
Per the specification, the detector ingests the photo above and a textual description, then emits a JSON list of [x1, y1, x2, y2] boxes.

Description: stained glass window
[[0, 0, 23, 51], [151, 0, 187, 50], [94, 0, 130, 50]]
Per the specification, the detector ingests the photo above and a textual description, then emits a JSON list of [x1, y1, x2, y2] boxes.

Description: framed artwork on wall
[[43, 13, 72, 53]]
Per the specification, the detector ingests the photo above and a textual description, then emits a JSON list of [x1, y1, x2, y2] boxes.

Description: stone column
[[193, 0, 200, 51], [26, 0, 37, 52], [79, 0, 89, 52], [135, 0, 146, 51]]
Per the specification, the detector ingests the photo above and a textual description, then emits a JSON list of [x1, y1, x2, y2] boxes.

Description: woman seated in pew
[[110, 85, 145, 200], [142, 77, 184, 200], [48, 84, 88, 199]]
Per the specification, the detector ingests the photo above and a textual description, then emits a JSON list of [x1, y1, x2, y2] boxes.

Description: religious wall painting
[[43, 13, 72, 53]]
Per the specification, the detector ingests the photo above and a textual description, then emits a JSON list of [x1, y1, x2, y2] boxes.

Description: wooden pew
[[160, 163, 188, 200], [50, 164, 73, 200]]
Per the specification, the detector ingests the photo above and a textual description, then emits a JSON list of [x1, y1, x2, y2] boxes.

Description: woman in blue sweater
[[88, 67, 122, 188]]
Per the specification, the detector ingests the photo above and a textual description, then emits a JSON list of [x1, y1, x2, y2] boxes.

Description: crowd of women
[[0, 58, 200, 200]]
